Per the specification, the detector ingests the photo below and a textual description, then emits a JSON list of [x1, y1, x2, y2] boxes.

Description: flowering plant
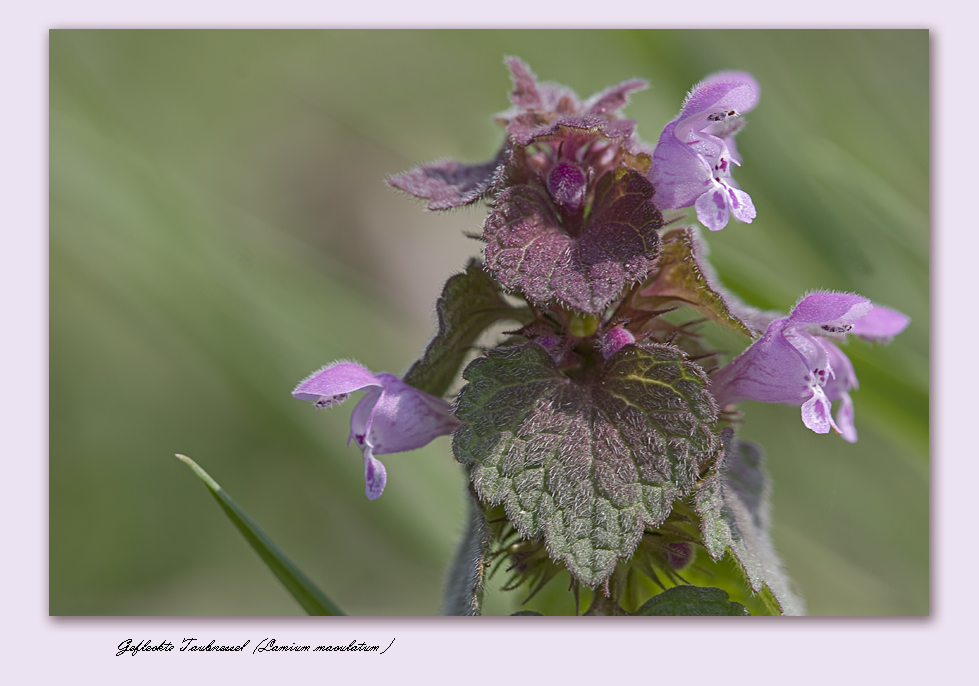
[[182, 57, 909, 616]]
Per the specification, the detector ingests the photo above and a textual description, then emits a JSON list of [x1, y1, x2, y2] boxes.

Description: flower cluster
[[292, 58, 909, 614]]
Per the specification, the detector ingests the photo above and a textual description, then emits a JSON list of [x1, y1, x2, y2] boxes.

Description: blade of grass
[[176, 454, 345, 616]]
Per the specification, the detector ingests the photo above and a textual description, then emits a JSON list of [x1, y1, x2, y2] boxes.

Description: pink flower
[[651, 71, 760, 231], [293, 362, 459, 499], [711, 292, 909, 442]]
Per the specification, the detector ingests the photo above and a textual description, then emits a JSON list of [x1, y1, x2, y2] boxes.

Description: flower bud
[[600, 325, 635, 359], [547, 160, 587, 212], [663, 541, 695, 571]]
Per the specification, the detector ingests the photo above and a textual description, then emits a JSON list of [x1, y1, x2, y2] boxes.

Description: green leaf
[[694, 436, 805, 616], [454, 342, 720, 587], [510, 610, 544, 616], [631, 226, 759, 338], [441, 490, 492, 616], [176, 454, 345, 616], [403, 258, 531, 398], [635, 585, 749, 616]]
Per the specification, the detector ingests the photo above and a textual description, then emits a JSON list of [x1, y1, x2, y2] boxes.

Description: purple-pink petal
[[711, 317, 814, 407], [650, 121, 713, 209], [362, 445, 387, 501], [727, 184, 756, 224], [710, 291, 902, 443], [801, 386, 836, 435], [820, 341, 859, 443], [651, 71, 759, 232], [676, 72, 760, 127], [292, 361, 381, 405], [695, 186, 732, 232], [848, 304, 911, 341], [835, 395, 857, 443], [821, 340, 859, 400], [788, 291, 872, 327], [294, 362, 458, 499], [348, 386, 384, 448], [362, 374, 460, 455]]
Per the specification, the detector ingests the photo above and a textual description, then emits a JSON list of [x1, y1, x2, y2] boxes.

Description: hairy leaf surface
[[633, 226, 759, 337], [482, 167, 662, 314], [454, 342, 719, 586], [404, 258, 531, 398], [695, 435, 806, 616], [387, 147, 508, 210], [441, 490, 492, 616]]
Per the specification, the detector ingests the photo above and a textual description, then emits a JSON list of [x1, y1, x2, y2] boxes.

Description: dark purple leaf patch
[[483, 167, 662, 314]]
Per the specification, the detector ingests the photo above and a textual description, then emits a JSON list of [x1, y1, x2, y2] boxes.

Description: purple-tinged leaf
[[505, 56, 545, 109], [482, 167, 662, 314], [632, 225, 763, 337], [497, 58, 643, 147], [584, 78, 649, 116], [507, 113, 634, 148], [695, 434, 805, 616], [453, 342, 720, 587], [387, 147, 508, 211]]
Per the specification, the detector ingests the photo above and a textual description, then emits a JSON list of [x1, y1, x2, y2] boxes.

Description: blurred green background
[[50, 30, 928, 616]]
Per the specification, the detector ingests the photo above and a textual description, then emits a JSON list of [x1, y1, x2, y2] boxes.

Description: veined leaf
[[635, 585, 748, 616], [482, 167, 662, 315], [632, 226, 762, 338], [454, 342, 719, 587], [404, 258, 531, 398]]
